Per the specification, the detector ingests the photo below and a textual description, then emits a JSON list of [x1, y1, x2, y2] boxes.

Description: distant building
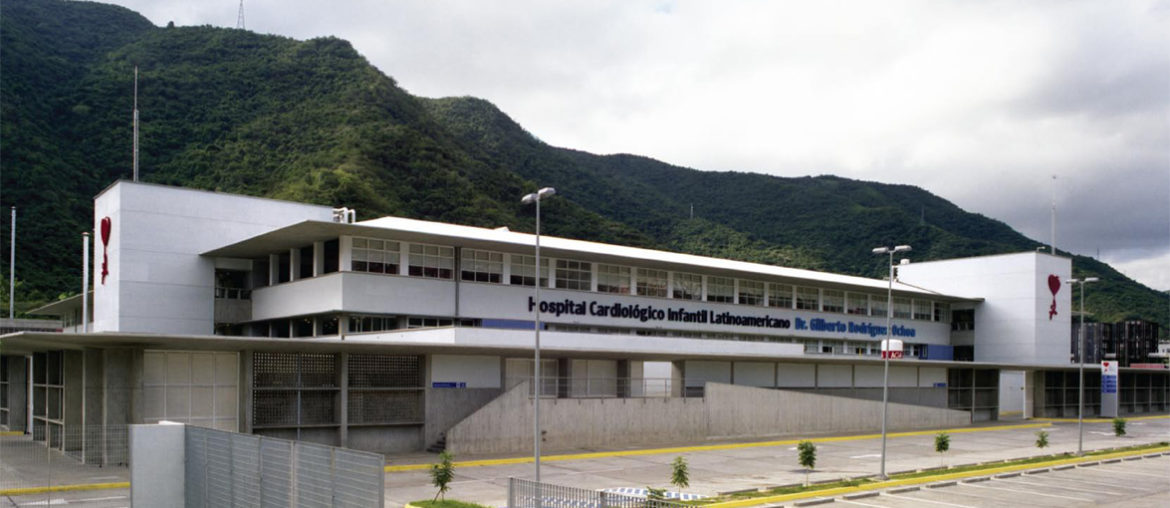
[[1072, 320, 1162, 367]]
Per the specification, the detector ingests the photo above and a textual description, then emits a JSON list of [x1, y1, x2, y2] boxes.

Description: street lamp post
[[872, 244, 911, 480], [521, 187, 555, 482], [1066, 276, 1098, 456]]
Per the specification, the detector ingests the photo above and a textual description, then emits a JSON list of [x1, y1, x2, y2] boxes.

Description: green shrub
[[1112, 417, 1127, 437], [671, 456, 690, 490], [430, 451, 455, 501], [1035, 430, 1049, 449], [797, 441, 817, 486]]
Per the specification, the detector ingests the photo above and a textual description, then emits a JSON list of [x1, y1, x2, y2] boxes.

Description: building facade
[[1, 181, 1166, 458]]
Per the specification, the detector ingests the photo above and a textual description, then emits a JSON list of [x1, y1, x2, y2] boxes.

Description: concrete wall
[[2, 355, 27, 431], [447, 381, 970, 456], [898, 252, 1072, 365], [424, 387, 504, 447], [93, 181, 333, 334], [129, 422, 186, 507]]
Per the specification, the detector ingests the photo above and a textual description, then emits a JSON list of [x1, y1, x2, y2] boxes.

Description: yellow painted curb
[[0, 430, 24, 436], [385, 422, 1052, 472], [0, 481, 130, 497], [704, 445, 1170, 508], [1036, 414, 1170, 423]]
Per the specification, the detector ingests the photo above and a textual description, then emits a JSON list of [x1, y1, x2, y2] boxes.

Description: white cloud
[[106, 0, 1170, 289]]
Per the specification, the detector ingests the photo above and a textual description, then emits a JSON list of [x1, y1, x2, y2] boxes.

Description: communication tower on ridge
[[236, 0, 245, 30]]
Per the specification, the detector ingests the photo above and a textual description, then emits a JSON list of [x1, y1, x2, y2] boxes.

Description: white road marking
[[1034, 473, 1154, 491], [1082, 467, 1168, 479], [883, 492, 974, 507], [837, 498, 886, 507], [994, 477, 1121, 495], [72, 496, 128, 503], [957, 481, 1091, 501], [849, 454, 882, 459]]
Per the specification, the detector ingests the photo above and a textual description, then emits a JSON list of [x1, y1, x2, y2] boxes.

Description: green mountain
[[1, 0, 1165, 333]]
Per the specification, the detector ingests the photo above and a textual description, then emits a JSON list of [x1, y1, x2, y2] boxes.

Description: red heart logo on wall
[[100, 217, 111, 284], [1047, 274, 1059, 320]]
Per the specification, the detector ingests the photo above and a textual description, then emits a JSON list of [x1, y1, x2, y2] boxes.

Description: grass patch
[[410, 500, 494, 508]]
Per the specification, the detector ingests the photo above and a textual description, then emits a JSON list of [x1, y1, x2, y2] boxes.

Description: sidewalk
[[383, 416, 1170, 507]]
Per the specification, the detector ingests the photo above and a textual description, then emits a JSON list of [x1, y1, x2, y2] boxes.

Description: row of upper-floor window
[[240, 237, 948, 322], [341, 236, 949, 322]]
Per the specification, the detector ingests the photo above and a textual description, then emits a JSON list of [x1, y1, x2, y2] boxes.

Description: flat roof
[[4, 330, 1159, 373], [203, 218, 978, 301]]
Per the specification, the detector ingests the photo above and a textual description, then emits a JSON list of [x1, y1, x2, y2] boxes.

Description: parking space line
[[1033, 473, 1155, 491], [837, 498, 886, 507], [882, 493, 974, 507], [993, 477, 1121, 495], [956, 481, 1091, 501], [1080, 467, 1167, 479]]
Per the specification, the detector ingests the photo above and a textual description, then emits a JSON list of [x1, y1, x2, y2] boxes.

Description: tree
[[670, 456, 690, 491], [934, 432, 950, 467], [1035, 430, 1049, 449], [1112, 417, 1127, 437], [797, 441, 817, 486], [430, 451, 455, 502]]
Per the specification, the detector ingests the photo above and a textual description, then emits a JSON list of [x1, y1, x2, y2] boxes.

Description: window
[[555, 259, 591, 290], [636, 268, 668, 297], [349, 316, 397, 333], [893, 297, 912, 319], [408, 243, 454, 279], [351, 237, 400, 274], [322, 239, 339, 273], [738, 280, 764, 306], [951, 309, 975, 331], [871, 297, 888, 318], [672, 272, 702, 300], [768, 283, 793, 308], [460, 249, 503, 283], [597, 264, 631, 294], [913, 299, 933, 320], [796, 286, 819, 310], [298, 246, 314, 279], [407, 317, 454, 328], [822, 289, 844, 313], [934, 302, 950, 323], [707, 277, 734, 303], [846, 292, 869, 315], [509, 255, 548, 287]]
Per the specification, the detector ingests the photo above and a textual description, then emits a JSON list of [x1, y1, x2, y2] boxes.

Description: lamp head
[[521, 187, 557, 205], [1085, 277, 1099, 283], [893, 245, 912, 253], [872, 247, 890, 255]]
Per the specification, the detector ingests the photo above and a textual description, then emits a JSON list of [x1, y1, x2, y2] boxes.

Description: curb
[[0, 481, 129, 497], [385, 422, 1054, 472]]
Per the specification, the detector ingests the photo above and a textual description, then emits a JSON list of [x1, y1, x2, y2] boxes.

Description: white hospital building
[[1, 181, 1166, 459]]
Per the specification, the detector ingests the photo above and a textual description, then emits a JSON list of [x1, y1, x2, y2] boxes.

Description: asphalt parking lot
[[384, 417, 1170, 507], [835, 454, 1170, 508]]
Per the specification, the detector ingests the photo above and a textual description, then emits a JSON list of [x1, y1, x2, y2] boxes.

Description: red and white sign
[[1101, 361, 1119, 376], [881, 339, 904, 359]]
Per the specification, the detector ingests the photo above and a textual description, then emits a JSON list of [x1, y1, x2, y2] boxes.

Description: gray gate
[[185, 426, 384, 507], [508, 478, 687, 508]]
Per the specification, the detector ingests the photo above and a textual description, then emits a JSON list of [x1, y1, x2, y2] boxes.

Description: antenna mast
[[1050, 175, 1056, 255], [133, 66, 139, 182], [237, 0, 245, 29]]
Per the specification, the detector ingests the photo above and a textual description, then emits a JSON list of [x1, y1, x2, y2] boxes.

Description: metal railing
[[505, 376, 676, 398], [509, 477, 688, 508]]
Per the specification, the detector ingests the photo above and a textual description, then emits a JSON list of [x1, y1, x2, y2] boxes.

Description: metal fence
[[0, 424, 129, 493], [185, 426, 385, 508], [508, 478, 689, 508]]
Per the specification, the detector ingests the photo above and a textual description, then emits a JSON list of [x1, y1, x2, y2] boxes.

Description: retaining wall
[[447, 382, 971, 455]]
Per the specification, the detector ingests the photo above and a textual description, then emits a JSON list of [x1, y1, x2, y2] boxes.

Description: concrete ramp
[[447, 382, 970, 455]]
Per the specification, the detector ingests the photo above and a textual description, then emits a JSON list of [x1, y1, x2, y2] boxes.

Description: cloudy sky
[[108, 0, 1170, 290]]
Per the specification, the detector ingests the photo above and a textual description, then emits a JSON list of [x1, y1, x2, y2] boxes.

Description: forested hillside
[[1, 0, 1165, 332]]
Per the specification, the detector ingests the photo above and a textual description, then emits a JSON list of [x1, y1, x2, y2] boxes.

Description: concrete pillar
[[64, 350, 84, 453], [83, 348, 104, 463], [338, 353, 348, 447], [670, 361, 685, 397], [313, 241, 325, 277], [289, 248, 301, 281], [240, 351, 254, 434], [268, 254, 279, 285], [616, 360, 631, 398]]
